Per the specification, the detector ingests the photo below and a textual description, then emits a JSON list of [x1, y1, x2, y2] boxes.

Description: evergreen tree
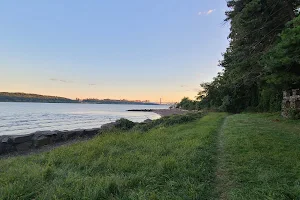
[[198, 0, 300, 112]]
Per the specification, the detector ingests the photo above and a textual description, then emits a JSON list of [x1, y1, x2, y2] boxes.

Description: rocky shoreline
[[0, 109, 189, 157], [0, 121, 119, 156]]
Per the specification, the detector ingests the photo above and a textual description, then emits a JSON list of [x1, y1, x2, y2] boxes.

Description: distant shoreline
[[0, 92, 160, 105], [0, 101, 160, 106]]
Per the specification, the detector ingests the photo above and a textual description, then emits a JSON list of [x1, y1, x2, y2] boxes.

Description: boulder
[[15, 141, 32, 151], [83, 128, 101, 137], [33, 131, 57, 138], [32, 131, 58, 147], [4, 144, 16, 153], [52, 131, 66, 142], [11, 134, 33, 144], [0, 142, 3, 154], [63, 129, 84, 140], [33, 135, 52, 148], [0, 137, 15, 154], [1, 136, 12, 144], [101, 122, 117, 131]]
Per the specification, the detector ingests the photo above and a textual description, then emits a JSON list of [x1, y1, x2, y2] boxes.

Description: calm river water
[[0, 102, 168, 136]]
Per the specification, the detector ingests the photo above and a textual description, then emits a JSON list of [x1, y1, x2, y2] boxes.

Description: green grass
[[2, 112, 300, 199], [0, 113, 227, 200], [222, 113, 300, 199]]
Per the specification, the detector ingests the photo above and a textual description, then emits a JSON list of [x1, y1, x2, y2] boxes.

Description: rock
[[101, 122, 117, 131], [11, 134, 33, 144], [33, 135, 52, 148], [63, 129, 84, 140], [143, 119, 152, 123], [32, 131, 58, 147], [0, 137, 15, 154], [0, 142, 4, 154], [4, 144, 16, 153], [15, 141, 32, 151], [33, 131, 57, 137], [54, 131, 66, 142], [1, 136, 12, 144], [84, 128, 101, 136]]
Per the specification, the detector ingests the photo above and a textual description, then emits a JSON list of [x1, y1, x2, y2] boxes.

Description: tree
[[263, 15, 300, 90], [197, 0, 300, 113], [177, 97, 197, 110]]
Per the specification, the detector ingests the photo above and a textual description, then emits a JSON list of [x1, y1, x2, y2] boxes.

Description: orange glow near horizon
[[1, 87, 199, 103]]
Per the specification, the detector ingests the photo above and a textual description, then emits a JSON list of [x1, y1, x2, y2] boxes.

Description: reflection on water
[[0, 102, 167, 136]]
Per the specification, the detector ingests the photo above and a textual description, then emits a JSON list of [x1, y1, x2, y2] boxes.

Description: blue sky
[[0, 0, 229, 102]]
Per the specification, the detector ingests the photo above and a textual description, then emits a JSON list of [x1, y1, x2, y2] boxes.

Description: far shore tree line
[[178, 0, 300, 114], [0, 93, 158, 105]]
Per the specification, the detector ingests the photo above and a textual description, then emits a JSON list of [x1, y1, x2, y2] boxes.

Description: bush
[[115, 118, 136, 130], [288, 109, 300, 120], [177, 97, 199, 110], [134, 112, 204, 132]]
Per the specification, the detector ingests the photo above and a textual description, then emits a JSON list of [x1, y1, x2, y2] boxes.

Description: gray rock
[[0, 142, 4, 154], [0, 136, 15, 154], [33, 131, 57, 137], [101, 122, 117, 131], [11, 134, 33, 144], [84, 128, 101, 136], [64, 129, 84, 140], [1, 136, 12, 144], [33, 135, 51, 148], [0, 143, 15, 154], [15, 141, 32, 151], [54, 131, 66, 142], [32, 131, 58, 147]]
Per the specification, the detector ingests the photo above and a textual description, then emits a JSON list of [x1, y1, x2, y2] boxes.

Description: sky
[[0, 0, 229, 103]]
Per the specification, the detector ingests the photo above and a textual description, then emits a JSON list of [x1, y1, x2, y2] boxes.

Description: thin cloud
[[89, 84, 96, 86], [198, 9, 216, 16], [49, 78, 72, 83]]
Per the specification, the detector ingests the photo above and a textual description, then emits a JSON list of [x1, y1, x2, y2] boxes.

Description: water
[[0, 102, 168, 136]]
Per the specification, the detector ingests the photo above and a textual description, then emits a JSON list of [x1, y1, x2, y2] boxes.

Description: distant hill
[[0, 92, 78, 103], [82, 98, 159, 105], [0, 92, 159, 105]]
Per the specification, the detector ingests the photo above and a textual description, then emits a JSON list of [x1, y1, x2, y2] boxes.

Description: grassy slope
[[222, 113, 300, 199], [0, 113, 227, 200], [2, 112, 300, 200]]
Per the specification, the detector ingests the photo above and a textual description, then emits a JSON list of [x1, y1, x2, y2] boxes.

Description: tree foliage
[[176, 97, 198, 110], [198, 0, 300, 113], [0, 92, 78, 103]]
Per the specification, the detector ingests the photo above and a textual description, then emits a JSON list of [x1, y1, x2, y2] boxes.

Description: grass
[[1, 112, 300, 199], [0, 113, 227, 200], [221, 113, 300, 199]]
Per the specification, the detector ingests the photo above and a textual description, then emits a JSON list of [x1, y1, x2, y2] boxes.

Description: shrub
[[115, 118, 136, 130], [288, 109, 300, 120], [134, 112, 203, 132]]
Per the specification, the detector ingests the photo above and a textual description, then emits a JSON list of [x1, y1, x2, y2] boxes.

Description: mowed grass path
[[221, 113, 300, 199], [0, 113, 227, 200]]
